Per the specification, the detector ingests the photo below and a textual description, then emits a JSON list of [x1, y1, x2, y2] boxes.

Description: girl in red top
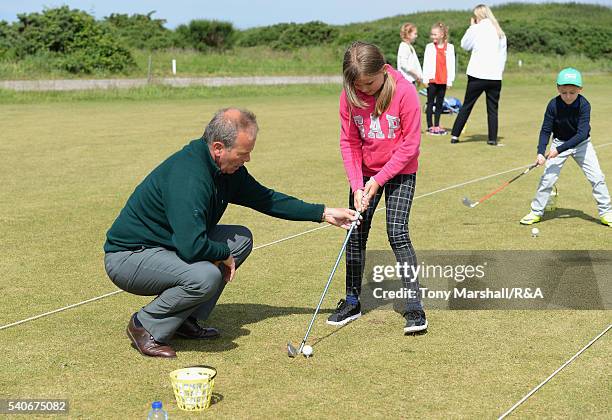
[[422, 22, 456, 135], [327, 41, 427, 334]]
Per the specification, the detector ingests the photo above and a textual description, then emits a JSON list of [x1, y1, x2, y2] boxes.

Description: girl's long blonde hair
[[342, 41, 396, 118], [473, 4, 505, 38]]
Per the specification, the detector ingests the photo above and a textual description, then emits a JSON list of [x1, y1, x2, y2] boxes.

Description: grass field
[[1, 74, 610, 418]]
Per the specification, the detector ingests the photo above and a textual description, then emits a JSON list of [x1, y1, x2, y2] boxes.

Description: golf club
[[462, 163, 539, 208], [288, 211, 361, 358]]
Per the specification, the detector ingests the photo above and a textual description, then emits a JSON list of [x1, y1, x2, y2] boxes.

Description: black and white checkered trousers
[[346, 173, 423, 312]]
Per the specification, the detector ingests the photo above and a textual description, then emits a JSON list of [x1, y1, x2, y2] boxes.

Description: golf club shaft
[[473, 164, 538, 206], [508, 163, 538, 183], [297, 214, 360, 353]]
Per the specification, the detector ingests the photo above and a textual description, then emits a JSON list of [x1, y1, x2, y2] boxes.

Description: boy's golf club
[[288, 211, 361, 358], [462, 163, 539, 208]]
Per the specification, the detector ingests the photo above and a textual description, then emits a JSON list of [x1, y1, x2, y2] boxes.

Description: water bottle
[[147, 401, 168, 420]]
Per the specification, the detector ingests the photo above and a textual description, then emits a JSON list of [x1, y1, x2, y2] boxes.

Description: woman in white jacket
[[422, 22, 455, 135], [450, 4, 507, 146]]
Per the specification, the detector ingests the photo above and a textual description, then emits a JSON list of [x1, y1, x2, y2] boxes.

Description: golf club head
[[287, 342, 299, 358], [462, 197, 477, 208]]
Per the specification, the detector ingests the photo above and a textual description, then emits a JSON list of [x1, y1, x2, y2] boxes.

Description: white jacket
[[396, 41, 422, 83], [461, 18, 507, 80], [422, 42, 455, 86]]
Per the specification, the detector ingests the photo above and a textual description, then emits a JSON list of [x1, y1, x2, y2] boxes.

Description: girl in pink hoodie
[[327, 41, 427, 334]]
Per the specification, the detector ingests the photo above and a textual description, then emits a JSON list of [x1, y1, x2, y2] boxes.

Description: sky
[[1, 0, 610, 29]]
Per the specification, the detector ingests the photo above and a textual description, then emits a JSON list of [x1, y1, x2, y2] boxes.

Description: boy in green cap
[[520, 68, 612, 226]]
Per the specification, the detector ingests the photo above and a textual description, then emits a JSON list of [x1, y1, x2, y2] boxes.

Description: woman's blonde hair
[[342, 41, 396, 118], [400, 22, 417, 42], [473, 4, 505, 38], [431, 22, 449, 43]]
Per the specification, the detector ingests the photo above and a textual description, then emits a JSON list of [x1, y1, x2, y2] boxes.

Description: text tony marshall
[[372, 287, 544, 300]]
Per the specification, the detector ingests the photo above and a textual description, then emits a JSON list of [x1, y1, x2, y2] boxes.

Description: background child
[[422, 22, 455, 136], [520, 68, 612, 226], [330, 41, 427, 334], [397, 23, 422, 85]]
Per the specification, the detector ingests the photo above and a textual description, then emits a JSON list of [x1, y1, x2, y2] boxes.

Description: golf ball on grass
[[531, 227, 539, 237], [302, 345, 313, 357]]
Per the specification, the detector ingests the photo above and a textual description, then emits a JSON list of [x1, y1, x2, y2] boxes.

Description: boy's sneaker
[[601, 212, 612, 226], [520, 211, 541, 225], [326, 299, 361, 326], [404, 310, 428, 334], [450, 136, 459, 144], [435, 126, 448, 135]]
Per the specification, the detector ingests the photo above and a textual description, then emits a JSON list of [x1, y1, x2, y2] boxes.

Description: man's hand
[[363, 177, 380, 205], [547, 147, 559, 159], [536, 154, 546, 166], [214, 255, 236, 282], [323, 208, 361, 230]]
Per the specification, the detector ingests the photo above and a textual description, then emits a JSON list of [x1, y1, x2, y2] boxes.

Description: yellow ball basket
[[169, 366, 217, 411]]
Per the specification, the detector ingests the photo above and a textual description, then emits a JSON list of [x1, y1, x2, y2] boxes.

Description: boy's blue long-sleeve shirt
[[104, 139, 324, 263], [537, 95, 591, 155], [538, 95, 591, 155]]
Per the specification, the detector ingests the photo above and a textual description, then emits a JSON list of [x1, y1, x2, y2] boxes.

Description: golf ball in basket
[[531, 227, 539, 237], [302, 345, 313, 357]]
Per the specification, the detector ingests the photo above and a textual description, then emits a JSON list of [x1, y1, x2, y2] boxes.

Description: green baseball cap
[[556, 67, 582, 87]]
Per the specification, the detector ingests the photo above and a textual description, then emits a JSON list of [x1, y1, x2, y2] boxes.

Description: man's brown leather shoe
[[126, 313, 176, 358], [174, 317, 220, 340]]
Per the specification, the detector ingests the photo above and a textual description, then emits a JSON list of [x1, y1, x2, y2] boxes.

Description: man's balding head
[[202, 108, 258, 149]]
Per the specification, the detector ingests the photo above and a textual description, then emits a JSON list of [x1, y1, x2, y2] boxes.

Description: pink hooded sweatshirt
[[339, 64, 421, 192]]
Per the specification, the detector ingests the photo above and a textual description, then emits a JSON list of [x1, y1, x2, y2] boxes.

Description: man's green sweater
[[104, 139, 324, 263]]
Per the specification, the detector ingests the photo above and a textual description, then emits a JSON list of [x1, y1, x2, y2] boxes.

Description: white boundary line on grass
[[498, 324, 611, 419], [2, 141, 612, 332], [0, 290, 124, 331]]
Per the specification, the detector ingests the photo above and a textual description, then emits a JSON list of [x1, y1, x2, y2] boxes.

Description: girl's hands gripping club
[[358, 177, 380, 212]]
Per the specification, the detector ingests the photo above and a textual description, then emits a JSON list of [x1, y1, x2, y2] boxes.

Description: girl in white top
[[450, 4, 507, 146], [422, 22, 455, 135], [397, 23, 422, 84]]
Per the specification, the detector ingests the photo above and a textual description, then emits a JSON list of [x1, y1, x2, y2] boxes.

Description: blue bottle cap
[[152, 401, 163, 409]]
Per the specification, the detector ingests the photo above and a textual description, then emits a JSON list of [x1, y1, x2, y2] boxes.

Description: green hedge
[[0, 21, 16, 60], [503, 20, 611, 59], [103, 12, 175, 50], [175, 20, 235, 51], [237, 23, 294, 47], [4, 6, 134, 73], [237, 21, 338, 50]]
